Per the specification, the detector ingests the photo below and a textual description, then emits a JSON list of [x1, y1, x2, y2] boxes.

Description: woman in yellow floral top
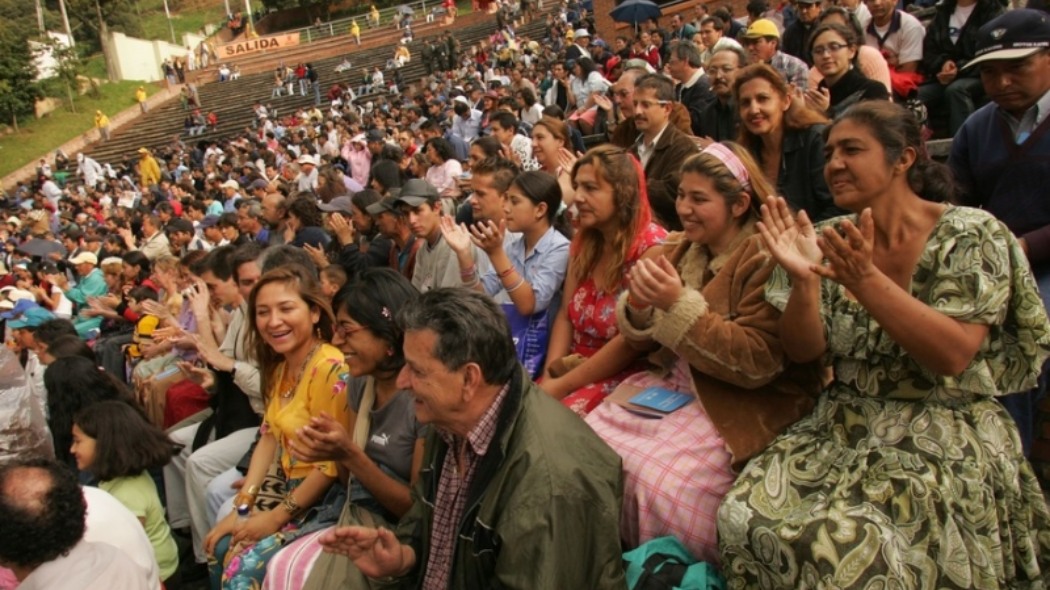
[[204, 267, 351, 589]]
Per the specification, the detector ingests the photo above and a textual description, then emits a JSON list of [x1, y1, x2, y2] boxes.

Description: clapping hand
[[626, 256, 683, 312], [142, 299, 175, 323], [467, 219, 505, 255], [290, 412, 358, 464], [756, 196, 823, 281], [438, 215, 473, 256], [814, 208, 875, 289], [186, 279, 211, 320], [556, 147, 580, 173], [328, 212, 355, 246], [803, 87, 830, 114]]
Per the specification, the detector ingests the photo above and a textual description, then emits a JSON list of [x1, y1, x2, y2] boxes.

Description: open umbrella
[[397, 4, 414, 15], [16, 238, 66, 260], [610, 0, 661, 26]]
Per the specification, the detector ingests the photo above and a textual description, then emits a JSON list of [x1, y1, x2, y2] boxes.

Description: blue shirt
[[481, 226, 570, 312]]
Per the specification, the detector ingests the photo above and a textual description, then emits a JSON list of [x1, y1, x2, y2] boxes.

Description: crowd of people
[[2, 0, 1050, 589]]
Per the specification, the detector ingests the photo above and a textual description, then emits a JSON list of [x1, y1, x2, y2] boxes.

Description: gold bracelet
[[245, 484, 260, 497], [281, 494, 303, 517]]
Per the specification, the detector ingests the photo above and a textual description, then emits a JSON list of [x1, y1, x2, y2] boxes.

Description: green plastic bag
[[623, 537, 726, 590]]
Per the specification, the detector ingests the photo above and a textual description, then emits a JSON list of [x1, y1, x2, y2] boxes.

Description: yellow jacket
[[350, 21, 360, 36], [140, 155, 161, 186], [94, 113, 110, 128], [135, 88, 147, 103]]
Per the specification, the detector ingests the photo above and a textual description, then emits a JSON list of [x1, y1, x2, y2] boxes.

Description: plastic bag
[[0, 347, 54, 464]]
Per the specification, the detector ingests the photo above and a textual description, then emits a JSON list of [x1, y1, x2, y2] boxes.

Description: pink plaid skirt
[[585, 369, 734, 565]]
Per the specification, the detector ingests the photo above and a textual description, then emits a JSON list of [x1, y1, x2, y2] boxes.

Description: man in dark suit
[[629, 74, 699, 231], [666, 41, 716, 137]]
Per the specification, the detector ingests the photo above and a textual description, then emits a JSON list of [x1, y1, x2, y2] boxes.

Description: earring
[[386, 348, 395, 356], [316, 327, 322, 339]]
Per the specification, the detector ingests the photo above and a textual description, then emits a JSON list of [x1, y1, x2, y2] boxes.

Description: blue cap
[[0, 299, 38, 320], [8, 306, 55, 329]]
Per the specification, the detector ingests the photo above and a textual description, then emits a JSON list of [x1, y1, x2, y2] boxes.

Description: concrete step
[[85, 17, 551, 164]]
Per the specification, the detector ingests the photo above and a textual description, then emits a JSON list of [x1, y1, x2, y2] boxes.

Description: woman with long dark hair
[[720, 101, 1050, 586], [261, 269, 426, 589], [204, 267, 351, 589], [541, 145, 666, 415]]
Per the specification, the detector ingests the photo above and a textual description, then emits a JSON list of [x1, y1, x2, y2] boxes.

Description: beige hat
[[69, 251, 99, 266], [221, 179, 240, 190]]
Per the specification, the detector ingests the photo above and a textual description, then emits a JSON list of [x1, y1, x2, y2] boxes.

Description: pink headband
[[702, 143, 751, 193]]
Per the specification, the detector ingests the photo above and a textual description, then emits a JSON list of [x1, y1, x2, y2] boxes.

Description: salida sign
[[217, 33, 300, 59]]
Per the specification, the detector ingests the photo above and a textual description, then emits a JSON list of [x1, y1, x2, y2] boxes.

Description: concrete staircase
[[85, 16, 550, 166]]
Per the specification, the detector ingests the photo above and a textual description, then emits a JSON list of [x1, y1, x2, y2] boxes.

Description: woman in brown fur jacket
[[584, 142, 822, 565]]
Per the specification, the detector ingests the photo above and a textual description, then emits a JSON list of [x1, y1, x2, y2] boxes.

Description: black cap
[[965, 9, 1050, 70]]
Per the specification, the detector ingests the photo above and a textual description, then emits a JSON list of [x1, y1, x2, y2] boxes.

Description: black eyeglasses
[[811, 42, 848, 56]]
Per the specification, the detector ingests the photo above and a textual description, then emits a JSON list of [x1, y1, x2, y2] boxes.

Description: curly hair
[[285, 195, 325, 228], [0, 458, 86, 569]]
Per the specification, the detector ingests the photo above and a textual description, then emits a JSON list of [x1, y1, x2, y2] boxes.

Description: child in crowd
[[124, 286, 160, 367], [319, 264, 347, 298], [71, 400, 180, 583]]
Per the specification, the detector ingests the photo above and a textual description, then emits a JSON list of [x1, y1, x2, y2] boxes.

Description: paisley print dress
[[718, 207, 1050, 589]]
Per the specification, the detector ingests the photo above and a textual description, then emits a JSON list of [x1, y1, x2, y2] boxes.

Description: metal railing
[[274, 0, 451, 45]]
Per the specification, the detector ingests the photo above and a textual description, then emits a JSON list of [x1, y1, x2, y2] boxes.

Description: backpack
[[623, 537, 726, 590]]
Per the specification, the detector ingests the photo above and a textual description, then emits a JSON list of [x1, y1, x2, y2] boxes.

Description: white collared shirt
[[636, 123, 669, 168]]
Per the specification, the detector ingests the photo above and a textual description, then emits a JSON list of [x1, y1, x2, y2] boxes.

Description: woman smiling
[[805, 23, 889, 117], [263, 268, 426, 589], [585, 143, 821, 563], [734, 64, 843, 222], [205, 267, 350, 589]]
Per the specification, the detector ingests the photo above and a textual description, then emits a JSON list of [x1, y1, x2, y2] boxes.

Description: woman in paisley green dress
[[717, 101, 1050, 588]]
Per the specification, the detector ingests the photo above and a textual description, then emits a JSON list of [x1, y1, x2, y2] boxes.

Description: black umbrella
[[16, 238, 66, 259], [610, 0, 661, 26]]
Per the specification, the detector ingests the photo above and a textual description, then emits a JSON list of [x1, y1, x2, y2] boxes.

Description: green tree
[[0, 0, 43, 131], [40, 38, 84, 113]]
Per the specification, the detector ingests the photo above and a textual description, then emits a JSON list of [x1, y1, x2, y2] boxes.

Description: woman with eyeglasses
[[262, 268, 426, 589], [804, 23, 889, 117], [807, 7, 891, 95]]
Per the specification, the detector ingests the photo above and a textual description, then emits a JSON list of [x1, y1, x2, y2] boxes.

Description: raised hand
[[467, 219, 505, 255], [304, 243, 330, 268], [803, 87, 830, 114], [329, 212, 355, 245], [757, 196, 822, 281], [438, 215, 473, 256], [556, 147, 580, 173]]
